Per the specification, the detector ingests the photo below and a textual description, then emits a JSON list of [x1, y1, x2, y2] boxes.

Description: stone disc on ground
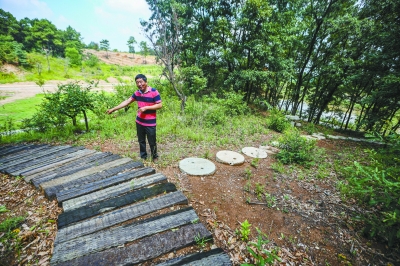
[[216, 150, 245, 165], [242, 147, 268, 158], [179, 158, 216, 176]]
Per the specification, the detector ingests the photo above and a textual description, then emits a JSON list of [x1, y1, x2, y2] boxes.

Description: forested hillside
[[1, 0, 399, 135], [142, 0, 400, 136]]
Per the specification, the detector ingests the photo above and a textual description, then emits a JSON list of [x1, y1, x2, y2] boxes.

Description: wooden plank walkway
[[0, 144, 232, 266]]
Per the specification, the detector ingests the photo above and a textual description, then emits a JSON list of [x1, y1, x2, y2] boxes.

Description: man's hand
[[138, 106, 147, 113], [106, 108, 114, 114]]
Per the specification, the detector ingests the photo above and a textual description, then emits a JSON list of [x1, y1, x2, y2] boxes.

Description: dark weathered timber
[[0, 144, 38, 160], [8, 146, 86, 176], [0, 145, 71, 171], [0, 144, 48, 161], [55, 191, 188, 244], [40, 157, 133, 190], [30, 152, 118, 187], [23, 149, 97, 181], [61, 172, 165, 211], [156, 248, 232, 266], [58, 167, 156, 206], [0, 145, 68, 168], [5, 146, 82, 173], [50, 208, 199, 265], [0, 144, 19, 155], [57, 182, 177, 228], [45, 160, 143, 201], [53, 223, 212, 266]]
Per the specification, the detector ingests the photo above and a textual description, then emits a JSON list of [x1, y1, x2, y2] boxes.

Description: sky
[[0, 0, 152, 52]]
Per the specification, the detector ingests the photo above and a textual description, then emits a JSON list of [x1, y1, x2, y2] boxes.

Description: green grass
[[0, 72, 19, 84], [2, 52, 162, 84], [0, 94, 45, 127]]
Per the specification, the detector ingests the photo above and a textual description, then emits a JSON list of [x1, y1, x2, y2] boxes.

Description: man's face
[[135, 78, 147, 92]]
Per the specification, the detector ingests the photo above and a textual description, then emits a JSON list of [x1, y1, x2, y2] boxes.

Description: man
[[106, 74, 162, 161]]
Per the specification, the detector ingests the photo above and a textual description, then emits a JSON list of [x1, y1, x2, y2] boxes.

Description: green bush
[[203, 91, 249, 116], [275, 128, 317, 165], [22, 81, 100, 132], [65, 47, 82, 66], [84, 54, 100, 67], [266, 109, 291, 132], [178, 66, 207, 96], [339, 147, 400, 247], [0, 72, 18, 84], [183, 96, 227, 126]]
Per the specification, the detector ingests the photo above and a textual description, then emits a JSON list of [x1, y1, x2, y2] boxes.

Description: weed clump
[[275, 128, 317, 165], [266, 109, 291, 133]]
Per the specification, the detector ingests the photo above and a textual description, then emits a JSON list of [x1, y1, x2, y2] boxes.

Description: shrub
[[84, 54, 100, 67], [275, 128, 317, 165], [242, 227, 281, 266], [338, 147, 400, 247], [266, 109, 291, 132], [22, 81, 99, 132], [203, 91, 249, 117], [65, 47, 82, 66], [178, 66, 207, 96]]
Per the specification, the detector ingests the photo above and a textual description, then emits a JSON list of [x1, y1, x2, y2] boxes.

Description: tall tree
[[139, 41, 149, 63], [142, 0, 187, 110], [99, 39, 110, 58], [0, 9, 19, 37], [127, 36, 137, 54], [62, 26, 83, 52]]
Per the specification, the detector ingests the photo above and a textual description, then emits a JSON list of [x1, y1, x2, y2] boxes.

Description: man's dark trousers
[[136, 122, 157, 160]]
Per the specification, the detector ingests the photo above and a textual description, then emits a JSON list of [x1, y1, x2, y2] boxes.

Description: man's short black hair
[[135, 74, 147, 82]]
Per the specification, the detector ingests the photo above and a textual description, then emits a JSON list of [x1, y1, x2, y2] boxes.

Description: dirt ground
[[2, 137, 398, 265], [87, 136, 397, 266], [82, 49, 157, 66]]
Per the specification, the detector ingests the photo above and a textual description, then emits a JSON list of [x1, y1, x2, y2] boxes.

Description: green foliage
[[303, 122, 317, 135], [255, 183, 265, 200], [0, 117, 16, 138], [266, 109, 291, 133], [264, 193, 277, 208], [275, 128, 317, 165], [0, 216, 25, 234], [0, 205, 9, 213], [239, 219, 252, 241], [22, 82, 99, 132], [194, 233, 210, 248], [127, 36, 137, 53], [202, 91, 250, 118], [0, 216, 25, 259], [65, 47, 81, 66], [113, 82, 136, 102], [0, 36, 28, 67], [84, 54, 99, 67], [178, 66, 207, 96], [338, 146, 400, 246], [99, 39, 110, 51], [0, 72, 18, 84], [241, 227, 281, 266]]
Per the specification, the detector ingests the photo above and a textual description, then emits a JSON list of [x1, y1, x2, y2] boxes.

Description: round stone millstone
[[242, 147, 268, 158], [179, 158, 216, 176], [216, 150, 245, 165]]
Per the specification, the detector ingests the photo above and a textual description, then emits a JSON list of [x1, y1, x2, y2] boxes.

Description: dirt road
[[0, 79, 119, 106]]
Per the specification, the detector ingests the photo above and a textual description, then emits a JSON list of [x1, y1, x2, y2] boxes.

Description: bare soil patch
[[1, 136, 398, 265], [82, 136, 398, 265], [83, 49, 157, 66]]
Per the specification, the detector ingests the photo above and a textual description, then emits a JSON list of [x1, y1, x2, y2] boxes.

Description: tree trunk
[[83, 110, 89, 132]]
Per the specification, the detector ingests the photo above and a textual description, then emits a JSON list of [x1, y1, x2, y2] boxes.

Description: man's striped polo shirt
[[131, 87, 161, 127]]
